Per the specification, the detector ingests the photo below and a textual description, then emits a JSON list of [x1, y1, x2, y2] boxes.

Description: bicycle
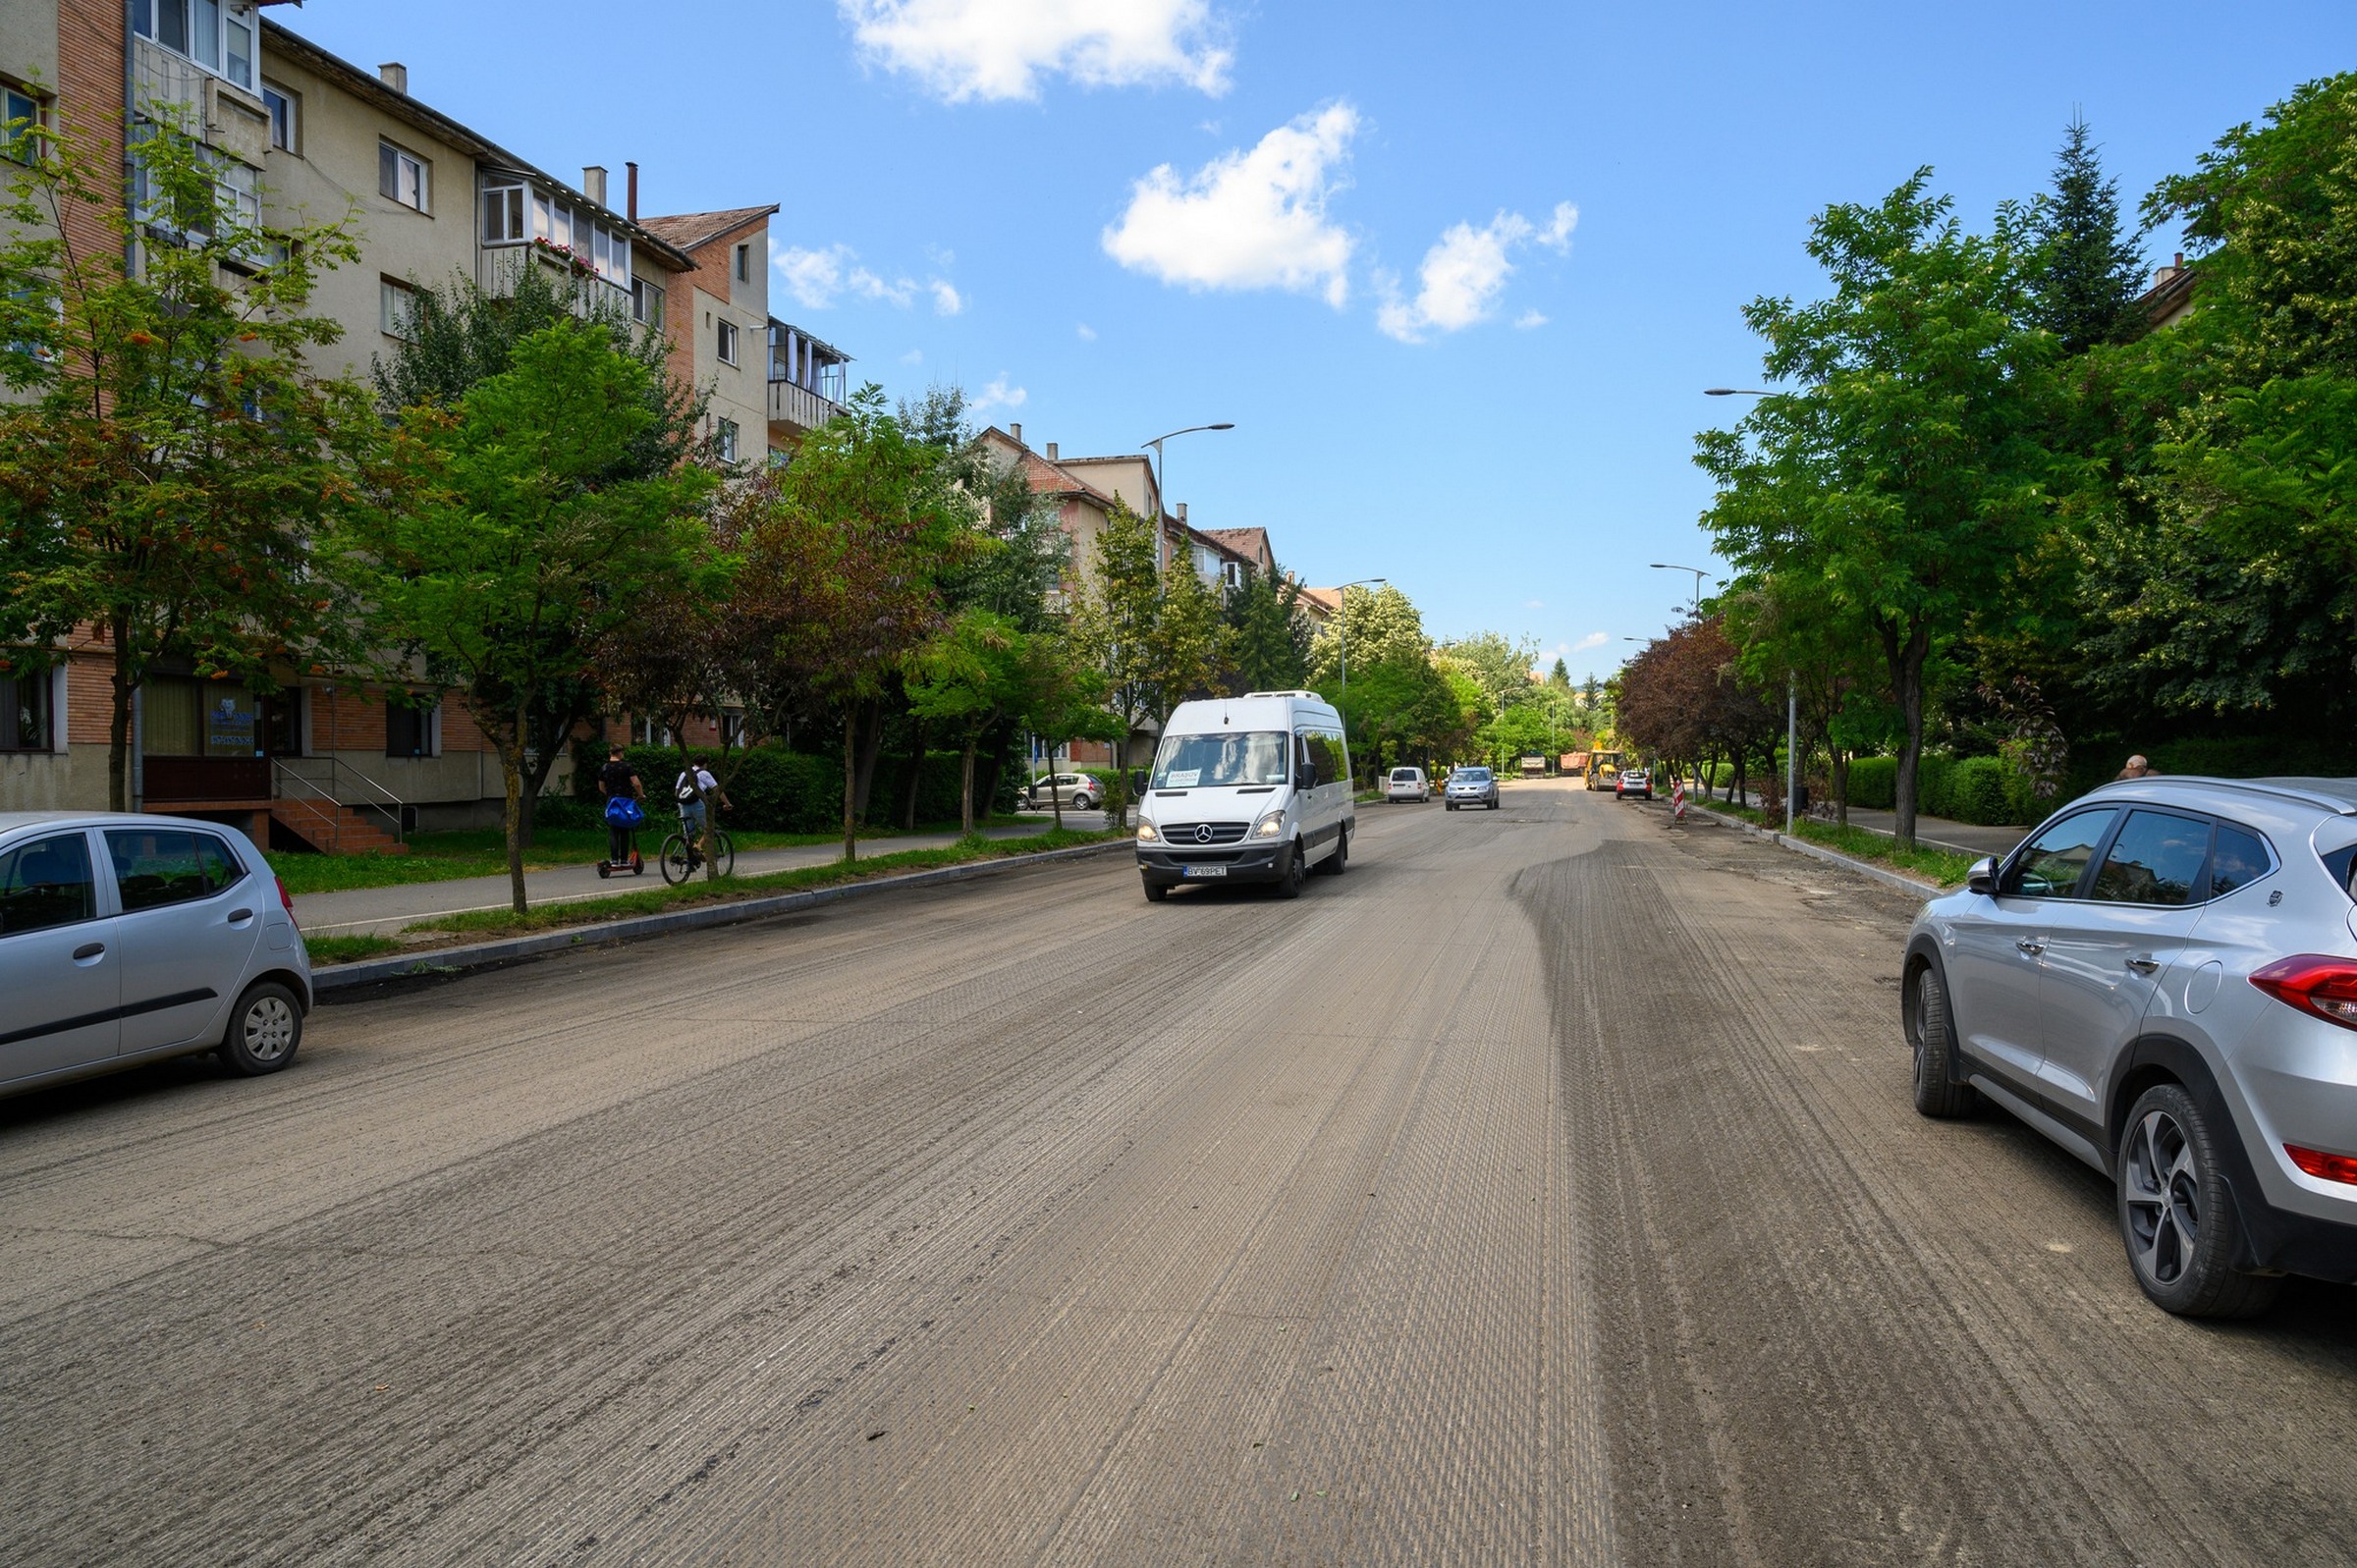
[[659, 821, 736, 885]]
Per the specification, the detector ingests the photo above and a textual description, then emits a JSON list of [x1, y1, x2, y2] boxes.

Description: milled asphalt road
[[4, 781, 2353, 1564]]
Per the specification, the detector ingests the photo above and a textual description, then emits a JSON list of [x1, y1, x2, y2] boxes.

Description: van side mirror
[[1966, 856, 1999, 896]]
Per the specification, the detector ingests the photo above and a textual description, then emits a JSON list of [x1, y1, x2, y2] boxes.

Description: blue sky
[[287, 1, 2353, 681]]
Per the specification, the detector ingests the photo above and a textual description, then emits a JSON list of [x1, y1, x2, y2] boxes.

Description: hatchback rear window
[[105, 829, 245, 912]]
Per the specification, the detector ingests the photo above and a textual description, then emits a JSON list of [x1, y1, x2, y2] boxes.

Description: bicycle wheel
[[658, 833, 693, 885], [709, 830, 736, 878]]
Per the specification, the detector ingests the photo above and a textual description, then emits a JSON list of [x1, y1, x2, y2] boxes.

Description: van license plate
[[1182, 864, 1228, 879]]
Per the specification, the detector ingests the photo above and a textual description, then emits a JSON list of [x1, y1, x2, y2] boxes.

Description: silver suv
[[1904, 777, 2357, 1317], [1, 812, 312, 1099]]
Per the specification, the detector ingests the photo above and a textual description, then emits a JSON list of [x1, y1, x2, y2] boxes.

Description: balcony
[[767, 319, 850, 438]]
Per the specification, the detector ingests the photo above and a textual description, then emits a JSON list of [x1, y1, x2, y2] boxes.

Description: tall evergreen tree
[[2024, 116, 2149, 354]]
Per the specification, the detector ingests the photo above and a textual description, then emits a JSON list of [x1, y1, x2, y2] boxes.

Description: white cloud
[[1103, 102, 1360, 307], [1376, 200, 1578, 343], [1571, 630, 1608, 653], [1075, 321, 1098, 341], [900, 348, 925, 365], [842, 0, 1232, 103], [772, 241, 960, 315], [1514, 308, 1548, 330], [1525, 599, 1545, 610], [972, 374, 1027, 411]]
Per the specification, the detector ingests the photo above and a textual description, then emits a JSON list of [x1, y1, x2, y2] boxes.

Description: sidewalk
[[1714, 789, 2025, 858], [296, 812, 1106, 938]]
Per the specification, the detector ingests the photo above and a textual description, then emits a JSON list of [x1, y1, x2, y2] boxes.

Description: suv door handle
[[2015, 939, 2047, 956], [2125, 955, 2159, 975]]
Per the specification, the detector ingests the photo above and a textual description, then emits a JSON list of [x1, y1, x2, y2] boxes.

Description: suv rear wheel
[[2116, 1083, 2282, 1319]]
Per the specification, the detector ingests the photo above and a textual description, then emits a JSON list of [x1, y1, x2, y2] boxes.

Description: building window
[[0, 667, 51, 751], [631, 277, 665, 330], [3, 83, 43, 165], [386, 699, 438, 759], [721, 709, 745, 749], [716, 418, 740, 463], [378, 140, 429, 212], [134, 1, 254, 90], [735, 243, 750, 282], [716, 318, 738, 366], [630, 715, 672, 747], [480, 182, 524, 243], [379, 277, 417, 339], [260, 82, 296, 152]]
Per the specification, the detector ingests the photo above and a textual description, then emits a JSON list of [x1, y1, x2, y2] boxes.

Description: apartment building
[[0, 3, 849, 844]]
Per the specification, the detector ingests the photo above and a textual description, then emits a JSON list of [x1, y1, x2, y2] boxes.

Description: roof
[[636, 205, 781, 255], [984, 434, 1123, 512], [261, 20, 695, 273], [1202, 527, 1272, 560], [2138, 260, 2199, 327]]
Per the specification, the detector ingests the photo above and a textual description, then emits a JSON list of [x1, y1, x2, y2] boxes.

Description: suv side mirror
[[1966, 856, 1999, 896]]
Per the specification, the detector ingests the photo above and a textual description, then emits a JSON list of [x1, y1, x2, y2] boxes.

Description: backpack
[[677, 770, 700, 803]]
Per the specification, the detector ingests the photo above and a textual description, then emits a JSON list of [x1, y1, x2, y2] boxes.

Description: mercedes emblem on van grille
[[1194, 824, 1216, 843]]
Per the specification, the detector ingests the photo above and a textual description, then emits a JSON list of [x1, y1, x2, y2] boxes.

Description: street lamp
[[1142, 422, 1234, 576], [1335, 577, 1387, 686], [1649, 562, 1713, 620], [1703, 388, 1775, 397]]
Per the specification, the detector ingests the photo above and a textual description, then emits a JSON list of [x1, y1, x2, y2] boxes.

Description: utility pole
[[1785, 672, 1797, 835]]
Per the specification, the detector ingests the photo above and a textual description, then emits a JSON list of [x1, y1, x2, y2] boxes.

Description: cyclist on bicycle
[[675, 760, 731, 868]]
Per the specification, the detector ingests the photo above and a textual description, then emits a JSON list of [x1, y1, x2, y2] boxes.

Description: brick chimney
[[378, 62, 408, 94], [626, 162, 638, 220]]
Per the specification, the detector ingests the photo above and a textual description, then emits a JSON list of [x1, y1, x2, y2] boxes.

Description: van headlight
[[1254, 812, 1285, 838], [1135, 821, 1159, 842]]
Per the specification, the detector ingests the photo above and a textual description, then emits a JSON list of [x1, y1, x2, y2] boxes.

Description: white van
[[1135, 692, 1354, 901]]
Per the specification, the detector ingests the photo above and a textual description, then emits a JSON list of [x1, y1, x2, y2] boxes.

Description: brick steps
[[270, 797, 409, 856]]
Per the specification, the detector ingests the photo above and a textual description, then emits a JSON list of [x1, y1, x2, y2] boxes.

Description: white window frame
[[134, 2, 254, 91], [480, 181, 525, 244], [716, 318, 739, 366], [260, 81, 297, 153], [379, 276, 418, 340], [378, 139, 429, 213], [716, 418, 740, 463], [631, 277, 665, 329]]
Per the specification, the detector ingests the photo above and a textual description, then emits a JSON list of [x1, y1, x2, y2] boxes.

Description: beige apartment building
[[0, 2, 852, 843]]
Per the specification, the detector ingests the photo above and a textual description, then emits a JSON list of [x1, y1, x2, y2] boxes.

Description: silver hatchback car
[[1, 812, 312, 1099], [1904, 777, 2357, 1318]]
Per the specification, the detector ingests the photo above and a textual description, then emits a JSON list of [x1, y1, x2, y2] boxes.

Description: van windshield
[[1151, 731, 1289, 788]]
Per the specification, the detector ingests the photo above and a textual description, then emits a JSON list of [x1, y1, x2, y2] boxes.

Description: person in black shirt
[[598, 745, 644, 866]]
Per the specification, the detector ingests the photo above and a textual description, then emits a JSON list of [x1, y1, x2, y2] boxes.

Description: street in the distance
[[6, 784, 2351, 1566]]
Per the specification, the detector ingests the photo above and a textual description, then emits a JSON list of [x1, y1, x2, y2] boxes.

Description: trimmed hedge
[[1848, 755, 1897, 809], [587, 745, 979, 834], [1841, 753, 2035, 825]]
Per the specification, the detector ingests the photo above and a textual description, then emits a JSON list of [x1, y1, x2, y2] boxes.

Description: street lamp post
[[1648, 562, 1712, 621], [1142, 422, 1233, 577]]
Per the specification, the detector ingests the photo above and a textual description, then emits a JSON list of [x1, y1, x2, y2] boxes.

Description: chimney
[[626, 161, 638, 220], [378, 62, 408, 94], [582, 166, 608, 207], [1177, 502, 1188, 524], [1010, 422, 1022, 446], [1045, 441, 1058, 460]]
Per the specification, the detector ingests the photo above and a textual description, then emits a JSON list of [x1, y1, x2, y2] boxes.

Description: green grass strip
[[302, 933, 407, 965], [1710, 803, 1975, 889], [404, 828, 1128, 941]]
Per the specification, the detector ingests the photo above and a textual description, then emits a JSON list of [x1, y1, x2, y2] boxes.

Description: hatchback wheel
[[1906, 962, 1978, 1117], [220, 980, 302, 1077], [2116, 1083, 2281, 1319]]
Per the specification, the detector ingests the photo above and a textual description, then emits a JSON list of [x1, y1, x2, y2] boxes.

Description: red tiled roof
[[635, 204, 779, 254], [1016, 451, 1121, 511], [1201, 527, 1274, 568]]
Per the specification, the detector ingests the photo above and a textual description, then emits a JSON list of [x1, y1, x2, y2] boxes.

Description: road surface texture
[[4, 781, 2351, 1565]]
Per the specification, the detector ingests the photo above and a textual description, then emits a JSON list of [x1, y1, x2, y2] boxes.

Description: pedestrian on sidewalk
[[2117, 754, 2157, 780], [599, 745, 645, 868]]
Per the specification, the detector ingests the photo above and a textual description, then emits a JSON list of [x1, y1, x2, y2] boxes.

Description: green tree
[[1309, 583, 1427, 686], [1221, 563, 1312, 693], [0, 107, 385, 809], [1069, 501, 1226, 824], [339, 324, 721, 911], [903, 609, 1029, 837], [1697, 173, 2059, 846], [2021, 115, 2150, 354]]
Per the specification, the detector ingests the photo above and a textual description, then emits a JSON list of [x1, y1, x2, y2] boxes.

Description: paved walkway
[[1713, 789, 2026, 858], [297, 810, 1109, 938]]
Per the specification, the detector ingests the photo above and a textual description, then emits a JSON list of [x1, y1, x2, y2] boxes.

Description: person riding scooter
[[598, 744, 646, 876]]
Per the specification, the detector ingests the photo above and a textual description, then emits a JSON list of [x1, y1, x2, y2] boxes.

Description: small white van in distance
[[1135, 692, 1354, 901]]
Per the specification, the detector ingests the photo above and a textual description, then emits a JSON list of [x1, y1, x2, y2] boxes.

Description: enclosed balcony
[[768, 320, 850, 438]]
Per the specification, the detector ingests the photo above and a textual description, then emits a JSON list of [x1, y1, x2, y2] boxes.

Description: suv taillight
[[2249, 954, 2357, 1031]]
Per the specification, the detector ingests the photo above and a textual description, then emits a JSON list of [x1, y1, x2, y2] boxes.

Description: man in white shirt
[[676, 762, 730, 851]]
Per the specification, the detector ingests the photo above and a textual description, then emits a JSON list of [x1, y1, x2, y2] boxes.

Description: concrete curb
[[1685, 804, 1947, 898], [312, 837, 1134, 994]]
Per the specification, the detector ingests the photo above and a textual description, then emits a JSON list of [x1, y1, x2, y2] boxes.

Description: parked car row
[[2, 811, 313, 1101], [1904, 775, 2357, 1319]]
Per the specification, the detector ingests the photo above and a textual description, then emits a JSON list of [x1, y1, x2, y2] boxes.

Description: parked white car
[[1, 812, 312, 1099], [1386, 766, 1430, 803]]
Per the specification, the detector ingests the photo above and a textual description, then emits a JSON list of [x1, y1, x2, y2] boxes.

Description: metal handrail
[[273, 757, 409, 844]]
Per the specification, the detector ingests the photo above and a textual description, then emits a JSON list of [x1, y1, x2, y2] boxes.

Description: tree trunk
[[851, 701, 884, 822], [898, 721, 925, 831], [841, 719, 858, 864], [503, 708, 529, 915], [959, 738, 976, 838], [1887, 622, 1931, 850], [107, 619, 135, 813], [1050, 741, 1065, 830]]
